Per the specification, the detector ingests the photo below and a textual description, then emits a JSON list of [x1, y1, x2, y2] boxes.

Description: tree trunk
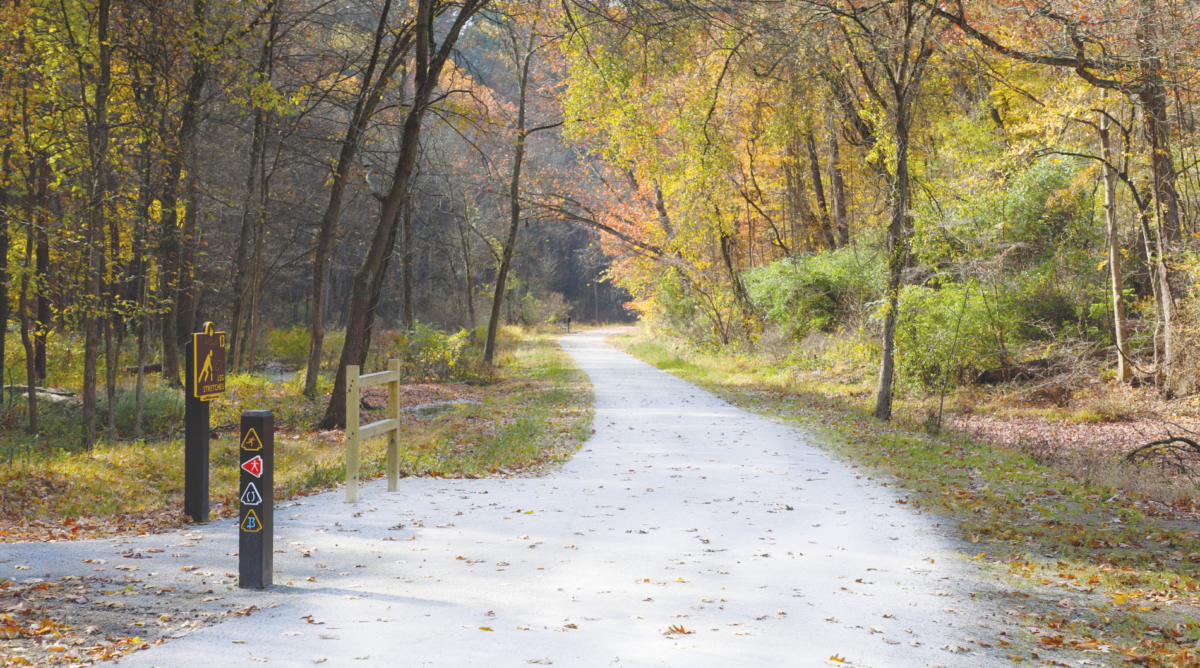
[[34, 162, 49, 383], [231, 114, 265, 372], [245, 169, 269, 370], [104, 321, 117, 439], [158, 0, 208, 387], [458, 214, 477, 328], [805, 129, 836, 249], [304, 0, 413, 397], [718, 231, 753, 311], [874, 108, 913, 421], [133, 303, 149, 438], [80, 0, 113, 451], [1100, 109, 1131, 382], [231, 11, 277, 372], [176, 158, 200, 346], [321, 0, 486, 428], [130, 125, 154, 439], [360, 207, 403, 369], [105, 149, 123, 439], [401, 197, 415, 330], [483, 149, 525, 364], [0, 147, 9, 406], [829, 131, 850, 246], [484, 27, 534, 365], [19, 215, 36, 434]]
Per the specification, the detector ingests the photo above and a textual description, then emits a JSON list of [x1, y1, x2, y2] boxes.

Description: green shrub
[[372, 324, 481, 381], [111, 386, 185, 438], [743, 243, 886, 340], [265, 325, 310, 366], [894, 281, 1021, 388]]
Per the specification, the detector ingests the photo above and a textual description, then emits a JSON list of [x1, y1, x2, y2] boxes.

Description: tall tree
[[302, 0, 418, 397], [58, 0, 114, 449], [484, 5, 563, 365], [803, 0, 939, 420], [925, 0, 1189, 376], [321, 0, 489, 428]]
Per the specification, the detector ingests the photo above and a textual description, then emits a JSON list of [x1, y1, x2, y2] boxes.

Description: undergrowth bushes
[[634, 156, 1155, 395], [743, 242, 885, 341]]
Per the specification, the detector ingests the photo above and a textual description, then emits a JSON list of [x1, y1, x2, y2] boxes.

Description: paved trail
[[11, 330, 1006, 666]]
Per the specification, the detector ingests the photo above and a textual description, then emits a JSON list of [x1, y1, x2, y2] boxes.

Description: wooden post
[[387, 358, 401, 491], [184, 322, 227, 523], [183, 340, 210, 523], [345, 364, 359, 503], [238, 410, 273, 589]]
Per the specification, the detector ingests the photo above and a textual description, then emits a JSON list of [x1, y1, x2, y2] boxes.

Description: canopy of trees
[[4, 0, 1200, 444]]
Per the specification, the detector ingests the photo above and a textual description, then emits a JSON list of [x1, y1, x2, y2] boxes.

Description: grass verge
[[0, 327, 591, 542], [615, 328, 1200, 667]]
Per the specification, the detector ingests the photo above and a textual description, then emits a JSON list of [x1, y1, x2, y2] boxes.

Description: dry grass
[[0, 327, 592, 542]]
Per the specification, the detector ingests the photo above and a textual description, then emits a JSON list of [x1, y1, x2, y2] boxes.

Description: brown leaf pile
[[948, 383, 1200, 460], [359, 383, 482, 411], [0, 577, 168, 667]]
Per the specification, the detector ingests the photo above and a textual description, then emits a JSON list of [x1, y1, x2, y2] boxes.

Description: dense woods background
[[4, 0, 1200, 450]]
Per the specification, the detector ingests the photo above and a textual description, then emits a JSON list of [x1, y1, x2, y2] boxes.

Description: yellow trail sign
[[241, 427, 263, 451], [241, 509, 262, 532], [191, 322, 226, 401]]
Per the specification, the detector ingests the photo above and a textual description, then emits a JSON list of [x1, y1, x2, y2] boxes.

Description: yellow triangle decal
[[241, 428, 263, 451], [241, 509, 262, 532]]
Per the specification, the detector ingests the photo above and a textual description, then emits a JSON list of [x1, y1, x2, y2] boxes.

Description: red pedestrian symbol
[[241, 455, 263, 478]]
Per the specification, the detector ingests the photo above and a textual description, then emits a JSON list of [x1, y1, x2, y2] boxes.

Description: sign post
[[184, 322, 226, 524], [239, 410, 274, 589]]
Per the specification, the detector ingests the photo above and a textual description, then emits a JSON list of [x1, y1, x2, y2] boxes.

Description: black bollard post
[[183, 340, 209, 523], [184, 322, 226, 524], [238, 410, 274, 589]]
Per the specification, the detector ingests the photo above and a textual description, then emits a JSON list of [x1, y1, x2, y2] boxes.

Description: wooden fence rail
[[344, 359, 401, 503]]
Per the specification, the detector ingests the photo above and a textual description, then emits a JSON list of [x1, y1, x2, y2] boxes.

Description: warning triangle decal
[[240, 482, 263, 506], [241, 509, 262, 532], [241, 428, 263, 451]]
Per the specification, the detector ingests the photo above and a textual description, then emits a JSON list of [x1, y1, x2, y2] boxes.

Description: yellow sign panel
[[241, 509, 262, 532], [241, 428, 263, 451], [192, 321, 226, 401]]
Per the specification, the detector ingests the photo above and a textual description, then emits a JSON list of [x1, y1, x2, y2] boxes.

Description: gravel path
[[6, 329, 1006, 667]]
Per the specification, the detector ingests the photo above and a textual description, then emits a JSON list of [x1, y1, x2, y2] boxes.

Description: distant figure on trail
[[566, 316, 571, 334]]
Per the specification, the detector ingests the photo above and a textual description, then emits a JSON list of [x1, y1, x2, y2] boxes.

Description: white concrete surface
[[7, 329, 1005, 667]]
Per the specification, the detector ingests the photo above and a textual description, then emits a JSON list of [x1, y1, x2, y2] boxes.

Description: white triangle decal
[[240, 482, 263, 506]]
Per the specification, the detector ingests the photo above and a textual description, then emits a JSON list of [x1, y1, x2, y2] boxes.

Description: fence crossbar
[[344, 359, 402, 503]]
